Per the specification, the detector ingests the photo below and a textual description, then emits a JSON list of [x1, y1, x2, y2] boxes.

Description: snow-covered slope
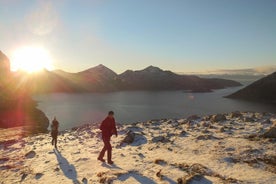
[[0, 112, 275, 184]]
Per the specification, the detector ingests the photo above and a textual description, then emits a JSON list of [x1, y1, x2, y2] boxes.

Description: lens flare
[[11, 46, 53, 73]]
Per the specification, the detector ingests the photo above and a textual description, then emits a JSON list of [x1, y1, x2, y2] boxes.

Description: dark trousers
[[51, 131, 58, 148], [98, 137, 112, 162]]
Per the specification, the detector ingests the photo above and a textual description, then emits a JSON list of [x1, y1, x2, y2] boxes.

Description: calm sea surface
[[33, 87, 276, 130]]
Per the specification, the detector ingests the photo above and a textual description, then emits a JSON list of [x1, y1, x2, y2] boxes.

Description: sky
[[0, 0, 276, 74]]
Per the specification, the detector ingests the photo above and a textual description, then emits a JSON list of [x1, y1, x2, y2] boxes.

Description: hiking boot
[[97, 157, 105, 162], [108, 160, 114, 165]]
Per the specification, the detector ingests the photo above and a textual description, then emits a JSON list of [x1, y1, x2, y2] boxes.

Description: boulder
[[179, 130, 187, 137], [25, 151, 36, 159], [121, 130, 135, 144], [243, 117, 255, 122], [200, 121, 210, 127], [187, 115, 201, 121], [219, 127, 225, 133], [211, 114, 226, 122], [261, 119, 272, 125], [151, 136, 169, 143], [196, 134, 221, 140], [230, 111, 243, 118], [263, 123, 276, 138]]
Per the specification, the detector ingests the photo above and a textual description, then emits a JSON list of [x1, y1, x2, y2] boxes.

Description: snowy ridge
[[0, 112, 276, 184]]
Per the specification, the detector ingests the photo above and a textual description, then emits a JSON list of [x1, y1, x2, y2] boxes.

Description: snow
[[0, 112, 276, 184]]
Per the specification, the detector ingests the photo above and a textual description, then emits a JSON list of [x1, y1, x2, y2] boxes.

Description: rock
[[187, 115, 201, 121], [21, 173, 28, 182], [202, 115, 212, 121], [156, 169, 163, 179], [126, 125, 143, 132], [263, 124, 276, 138], [261, 119, 272, 124], [179, 130, 187, 137], [82, 177, 88, 184], [244, 117, 255, 122], [73, 180, 81, 184], [200, 121, 210, 127], [230, 111, 243, 118], [151, 136, 169, 143], [35, 173, 43, 180], [25, 151, 36, 159], [121, 131, 135, 144], [167, 133, 176, 138], [54, 167, 60, 172], [201, 128, 210, 134], [211, 114, 226, 122], [196, 134, 221, 140], [138, 153, 145, 158], [177, 174, 205, 184], [223, 157, 236, 163], [219, 127, 225, 132]]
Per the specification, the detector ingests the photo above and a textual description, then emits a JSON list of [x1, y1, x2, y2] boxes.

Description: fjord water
[[33, 86, 275, 130]]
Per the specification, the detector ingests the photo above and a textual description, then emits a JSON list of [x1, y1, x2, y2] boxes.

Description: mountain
[[14, 65, 242, 93], [227, 72, 276, 103], [74, 64, 121, 91], [0, 51, 49, 132], [8, 59, 242, 94], [118, 66, 242, 91]]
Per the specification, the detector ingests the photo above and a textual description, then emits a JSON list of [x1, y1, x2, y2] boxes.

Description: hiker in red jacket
[[98, 111, 118, 164]]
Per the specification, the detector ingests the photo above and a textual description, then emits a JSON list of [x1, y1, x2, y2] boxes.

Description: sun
[[11, 46, 53, 73]]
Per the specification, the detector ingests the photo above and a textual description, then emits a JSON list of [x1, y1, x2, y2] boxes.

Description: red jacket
[[100, 117, 117, 139]]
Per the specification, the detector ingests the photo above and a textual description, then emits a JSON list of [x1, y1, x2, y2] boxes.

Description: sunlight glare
[[11, 47, 53, 73]]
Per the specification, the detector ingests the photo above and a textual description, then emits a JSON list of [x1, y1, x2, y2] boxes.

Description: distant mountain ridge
[[14, 64, 242, 94], [227, 72, 276, 103]]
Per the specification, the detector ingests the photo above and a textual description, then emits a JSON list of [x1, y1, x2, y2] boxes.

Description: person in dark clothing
[[98, 111, 118, 164], [51, 117, 59, 149]]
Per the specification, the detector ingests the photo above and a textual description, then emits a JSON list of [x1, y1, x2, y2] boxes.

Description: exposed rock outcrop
[[262, 122, 276, 138], [211, 114, 226, 122]]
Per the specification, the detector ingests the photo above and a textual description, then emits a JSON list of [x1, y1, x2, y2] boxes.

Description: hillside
[[227, 72, 276, 103], [0, 112, 275, 183]]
